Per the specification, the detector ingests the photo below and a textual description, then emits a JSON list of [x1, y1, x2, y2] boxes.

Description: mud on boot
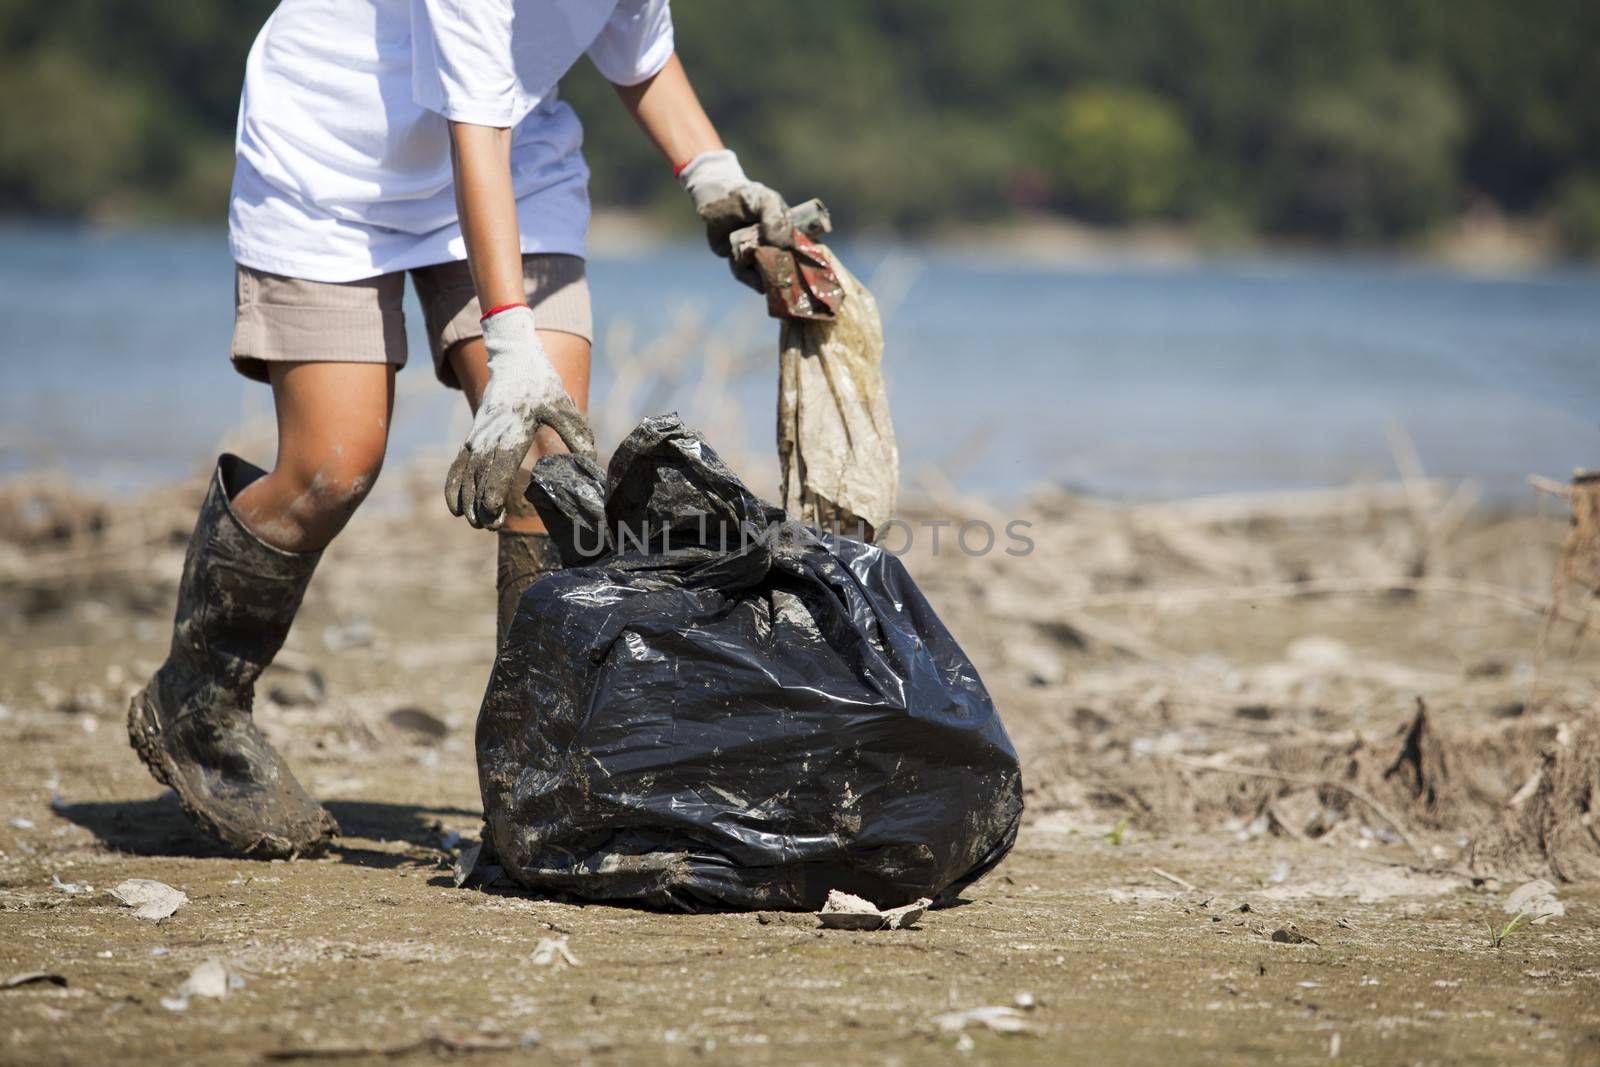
[[128, 454, 337, 859], [496, 528, 563, 649]]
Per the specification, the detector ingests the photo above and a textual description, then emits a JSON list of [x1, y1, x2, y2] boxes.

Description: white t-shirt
[[229, 0, 674, 282]]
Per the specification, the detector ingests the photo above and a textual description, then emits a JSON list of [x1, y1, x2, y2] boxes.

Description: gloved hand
[[445, 305, 595, 530], [678, 148, 793, 291]]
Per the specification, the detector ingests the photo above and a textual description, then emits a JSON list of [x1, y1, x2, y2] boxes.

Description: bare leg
[[233, 362, 396, 551], [446, 330, 591, 532], [127, 359, 393, 859]]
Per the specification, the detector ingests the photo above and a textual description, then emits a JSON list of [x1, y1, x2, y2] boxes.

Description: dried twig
[[266, 1032, 538, 1061], [1150, 866, 1199, 892]]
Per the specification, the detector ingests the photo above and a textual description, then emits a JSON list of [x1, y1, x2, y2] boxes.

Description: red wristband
[[479, 303, 526, 323], [672, 158, 693, 178]]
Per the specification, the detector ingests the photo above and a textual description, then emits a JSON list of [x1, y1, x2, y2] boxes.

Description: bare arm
[[611, 51, 792, 285], [448, 121, 525, 311], [611, 52, 722, 168], [442, 120, 594, 530]]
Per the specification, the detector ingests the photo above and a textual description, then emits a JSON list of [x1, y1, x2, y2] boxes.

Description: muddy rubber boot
[[496, 530, 562, 648], [127, 454, 338, 859]]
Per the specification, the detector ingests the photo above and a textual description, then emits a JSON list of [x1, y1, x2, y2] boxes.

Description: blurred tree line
[[2, 0, 1598, 252]]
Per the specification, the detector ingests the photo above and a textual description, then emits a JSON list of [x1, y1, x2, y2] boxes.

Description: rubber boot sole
[[127, 689, 336, 860]]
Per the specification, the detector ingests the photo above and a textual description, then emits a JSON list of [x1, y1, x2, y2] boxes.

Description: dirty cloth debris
[[765, 237, 898, 541], [477, 415, 1021, 911], [816, 889, 931, 930], [109, 878, 187, 921]]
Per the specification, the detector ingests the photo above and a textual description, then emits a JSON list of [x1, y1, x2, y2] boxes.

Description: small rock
[[10, 817, 35, 830], [323, 618, 376, 652], [54, 684, 108, 716], [817, 889, 931, 931], [1271, 926, 1318, 945], [388, 707, 449, 742], [1071, 706, 1112, 734], [266, 668, 326, 707], [1505, 880, 1564, 924], [1465, 657, 1508, 678]]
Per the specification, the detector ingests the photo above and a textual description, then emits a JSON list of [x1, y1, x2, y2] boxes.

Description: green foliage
[[1486, 912, 1532, 949], [1, 0, 1598, 241], [1039, 86, 1191, 222], [1260, 67, 1466, 240], [1554, 174, 1600, 258], [0, 50, 149, 215]]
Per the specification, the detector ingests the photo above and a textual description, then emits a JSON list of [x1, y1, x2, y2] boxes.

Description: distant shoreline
[[0, 208, 1588, 278], [587, 207, 1584, 275]]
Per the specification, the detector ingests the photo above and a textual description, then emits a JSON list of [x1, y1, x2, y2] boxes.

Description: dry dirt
[[3, 465, 1599, 1066]]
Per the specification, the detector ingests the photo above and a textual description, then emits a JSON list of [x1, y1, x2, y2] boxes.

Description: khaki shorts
[[231, 254, 592, 390]]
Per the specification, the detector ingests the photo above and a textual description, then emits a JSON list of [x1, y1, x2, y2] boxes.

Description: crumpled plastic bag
[[773, 244, 898, 541], [476, 414, 1021, 911]]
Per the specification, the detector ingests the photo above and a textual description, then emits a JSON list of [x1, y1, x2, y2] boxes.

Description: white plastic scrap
[[452, 842, 483, 888], [1505, 879, 1565, 924], [160, 959, 243, 1012], [531, 937, 581, 968], [110, 878, 187, 922], [930, 1005, 1036, 1035], [816, 889, 932, 931], [50, 874, 93, 896]]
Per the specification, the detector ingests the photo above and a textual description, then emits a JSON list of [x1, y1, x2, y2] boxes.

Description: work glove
[[678, 148, 793, 292], [445, 305, 595, 530]]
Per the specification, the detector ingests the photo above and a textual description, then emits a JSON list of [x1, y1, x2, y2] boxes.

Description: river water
[[1, 225, 1595, 503]]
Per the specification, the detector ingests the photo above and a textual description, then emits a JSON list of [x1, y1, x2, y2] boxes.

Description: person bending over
[[128, 0, 792, 858]]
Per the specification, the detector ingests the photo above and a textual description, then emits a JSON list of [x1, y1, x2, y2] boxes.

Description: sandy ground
[[2, 462, 1599, 1065]]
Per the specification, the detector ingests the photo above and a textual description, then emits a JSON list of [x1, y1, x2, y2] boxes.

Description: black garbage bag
[[477, 414, 1022, 911]]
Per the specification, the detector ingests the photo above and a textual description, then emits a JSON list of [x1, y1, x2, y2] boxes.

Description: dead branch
[[265, 1032, 539, 1061]]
